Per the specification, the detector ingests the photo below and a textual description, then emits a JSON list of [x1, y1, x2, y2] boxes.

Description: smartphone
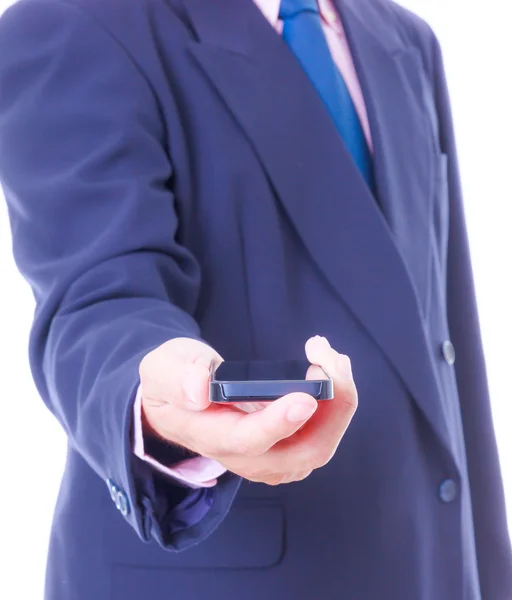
[[209, 359, 334, 403]]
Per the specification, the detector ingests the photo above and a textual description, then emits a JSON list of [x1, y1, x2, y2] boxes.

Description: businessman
[[0, 0, 510, 598]]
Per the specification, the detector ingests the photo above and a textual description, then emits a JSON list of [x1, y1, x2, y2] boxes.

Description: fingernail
[[287, 403, 317, 423]]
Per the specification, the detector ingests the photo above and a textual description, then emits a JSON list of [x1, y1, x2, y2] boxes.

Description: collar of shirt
[[254, 0, 345, 36]]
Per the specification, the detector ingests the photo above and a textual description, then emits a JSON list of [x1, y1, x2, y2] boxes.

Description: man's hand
[[139, 336, 358, 485]]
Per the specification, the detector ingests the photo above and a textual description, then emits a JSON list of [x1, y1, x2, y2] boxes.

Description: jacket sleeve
[[0, 0, 241, 550], [429, 29, 512, 599]]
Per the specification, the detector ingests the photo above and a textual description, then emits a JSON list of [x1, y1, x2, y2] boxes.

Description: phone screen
[[213, 360, 328, 382]]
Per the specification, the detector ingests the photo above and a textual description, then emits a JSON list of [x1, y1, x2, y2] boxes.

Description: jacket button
[[106, 478, 119, 503], [441, 340, 456, 365], [439, 479, 458, 503], [116, 490, 130, 517]]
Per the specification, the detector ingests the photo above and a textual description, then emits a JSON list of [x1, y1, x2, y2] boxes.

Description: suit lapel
[[337, 0, 434, 314], [184, 0, 453, 456]]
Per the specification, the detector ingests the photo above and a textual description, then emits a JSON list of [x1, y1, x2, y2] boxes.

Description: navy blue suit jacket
[[0, 0, 510, 598]]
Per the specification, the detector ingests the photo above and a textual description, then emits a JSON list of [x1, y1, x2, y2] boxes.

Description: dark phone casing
[[209, 360, 334, 403]]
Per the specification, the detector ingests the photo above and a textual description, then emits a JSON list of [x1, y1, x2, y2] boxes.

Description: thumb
[[181, 353, 219, 412], [139, 337, 223, 412]]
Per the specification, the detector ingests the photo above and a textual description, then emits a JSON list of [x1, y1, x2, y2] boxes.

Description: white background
[[0, 0, 510, 597]]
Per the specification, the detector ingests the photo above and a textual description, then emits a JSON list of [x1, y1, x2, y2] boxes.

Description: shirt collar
[[253, 0, 345, 33], [254, 0, 280, 26]]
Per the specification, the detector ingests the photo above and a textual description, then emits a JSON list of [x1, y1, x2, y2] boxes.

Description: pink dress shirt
[[133, 0, 373, 487]]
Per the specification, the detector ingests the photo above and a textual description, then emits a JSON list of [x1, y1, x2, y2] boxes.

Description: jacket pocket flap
[[104, 499, 285, 569]]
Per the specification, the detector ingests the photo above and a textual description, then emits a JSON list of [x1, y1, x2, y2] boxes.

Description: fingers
[[302, 335, 358, 452], [305, 335, 349, 382], [305, 363, 327, 381], [305, 336, 357, 406]]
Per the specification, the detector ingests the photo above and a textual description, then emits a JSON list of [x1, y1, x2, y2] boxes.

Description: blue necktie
[[279, 0, 373, 187]]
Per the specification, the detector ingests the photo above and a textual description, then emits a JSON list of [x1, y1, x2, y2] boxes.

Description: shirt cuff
[[133, 386, 227, 489]]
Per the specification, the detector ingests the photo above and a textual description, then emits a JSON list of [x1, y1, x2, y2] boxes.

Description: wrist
[[140, 395, 198, 461], [140, 396, 163, 441]]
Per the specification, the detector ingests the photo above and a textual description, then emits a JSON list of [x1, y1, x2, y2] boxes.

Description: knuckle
[[283, 472, 306, 484], [282, 470, 313, 484], [264, 474, 286, 486], [296, 470, 313, 482], [295, 451, 315, 473], [241, 468, 273, 484], [238, 464, 285, 486], [274, 470, 314, 485], [310, 444, 335, 468]]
